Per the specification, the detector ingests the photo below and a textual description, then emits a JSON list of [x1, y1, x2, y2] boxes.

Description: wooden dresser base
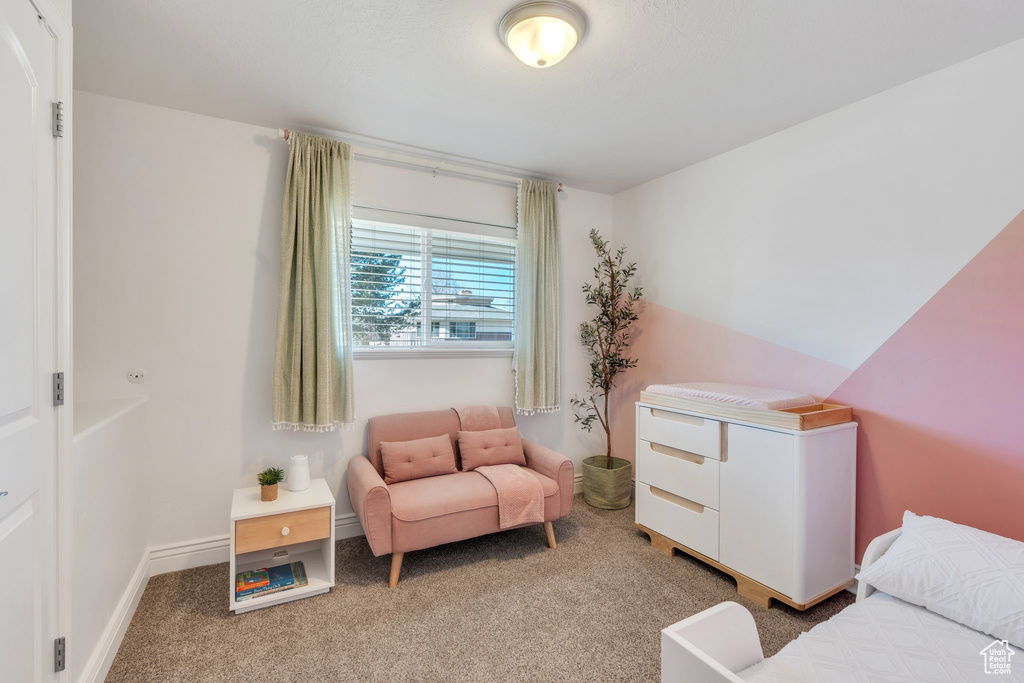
[[635, 523, 853, 610]]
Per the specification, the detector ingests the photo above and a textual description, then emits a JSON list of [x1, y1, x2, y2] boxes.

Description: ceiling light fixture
[[499, 1, 587, 69]]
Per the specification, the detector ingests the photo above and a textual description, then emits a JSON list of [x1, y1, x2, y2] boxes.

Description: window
[[449, 322, 476, 339], [350, 220, 515, 350]]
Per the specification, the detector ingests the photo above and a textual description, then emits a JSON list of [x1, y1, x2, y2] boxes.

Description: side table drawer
[[235, 506, 332, 554]]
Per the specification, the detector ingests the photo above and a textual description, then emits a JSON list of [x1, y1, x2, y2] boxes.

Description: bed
[[661, 523, 1024, 682]]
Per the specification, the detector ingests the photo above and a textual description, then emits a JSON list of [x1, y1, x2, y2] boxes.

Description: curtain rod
[[277, 128, 564, 193]]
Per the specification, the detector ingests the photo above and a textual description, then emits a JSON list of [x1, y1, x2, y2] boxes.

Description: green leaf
[[257, 467, 285, 486]]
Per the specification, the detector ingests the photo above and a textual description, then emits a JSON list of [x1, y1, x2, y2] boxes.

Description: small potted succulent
[[258, 467, 285, 502], [571, 229, 642, 510]]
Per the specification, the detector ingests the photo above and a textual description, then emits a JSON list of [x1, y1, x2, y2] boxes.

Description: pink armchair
[[346, 407, 574, 586]]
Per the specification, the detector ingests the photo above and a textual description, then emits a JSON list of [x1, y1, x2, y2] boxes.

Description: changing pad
[[644, 382, 816, 411]]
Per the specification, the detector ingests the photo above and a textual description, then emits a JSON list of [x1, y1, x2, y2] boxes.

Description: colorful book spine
[[236, 569, 269, 592], [236, 561, 308, 601]]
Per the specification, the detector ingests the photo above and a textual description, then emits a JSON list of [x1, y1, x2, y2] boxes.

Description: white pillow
[[856, 511, 1024, 648]]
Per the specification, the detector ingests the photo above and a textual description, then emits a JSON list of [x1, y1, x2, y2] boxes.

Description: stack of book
[[235, 561, 308, 602]]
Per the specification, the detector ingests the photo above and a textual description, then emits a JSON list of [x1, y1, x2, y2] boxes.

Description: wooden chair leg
[[544, 521, 557, 549], [388, 552, 404, 588]]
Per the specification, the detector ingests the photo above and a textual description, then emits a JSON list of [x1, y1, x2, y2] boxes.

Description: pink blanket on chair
[[453, 405, 502, 431], [475, 464, 545, 529]]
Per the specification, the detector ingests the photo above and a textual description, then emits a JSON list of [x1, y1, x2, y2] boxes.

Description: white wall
[[353, 156, 518, 229], [613, 37, 1024, 370], [73, 91, 607, 550], [71, 398, 148, 683]]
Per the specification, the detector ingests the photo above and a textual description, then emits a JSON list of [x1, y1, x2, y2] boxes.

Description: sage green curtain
[[272, 132, 354, 431], [514, 179, 561, 414]]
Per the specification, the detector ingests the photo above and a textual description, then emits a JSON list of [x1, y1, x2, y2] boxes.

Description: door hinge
[[54, 637, 66, 672], [53, 372, 64, 406], [52, 101, 64, 138]]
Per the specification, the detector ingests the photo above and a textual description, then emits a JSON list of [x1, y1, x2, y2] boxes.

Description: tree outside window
[[350, 251, 420, 345]]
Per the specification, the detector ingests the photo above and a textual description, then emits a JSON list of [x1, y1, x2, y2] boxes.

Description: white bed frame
[[660, 528, 903, 683]]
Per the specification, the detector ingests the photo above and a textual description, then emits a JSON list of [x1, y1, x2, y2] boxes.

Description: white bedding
[[740, 593, 1023, 682], [644, 382, 816, 410]]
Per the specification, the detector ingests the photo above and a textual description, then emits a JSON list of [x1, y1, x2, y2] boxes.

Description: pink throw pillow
[[458, 427, 526, 471], [380, 434, 458, 484]]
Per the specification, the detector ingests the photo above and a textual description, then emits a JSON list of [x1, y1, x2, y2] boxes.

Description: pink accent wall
[[829, 209, 1024, 559], [609, 302, 852, 466], [611, 211, 1024, 562]]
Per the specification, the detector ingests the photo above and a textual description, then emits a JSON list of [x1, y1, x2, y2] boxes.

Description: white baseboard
[[76, 550, 149, 683], [80, 512, 364, 683], [149, 534, 231, 575], [147, 512, 363, 576], [334, 511, 363, 540]]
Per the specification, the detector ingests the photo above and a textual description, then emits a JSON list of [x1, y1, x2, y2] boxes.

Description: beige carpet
[[107, 495, 852, 682]]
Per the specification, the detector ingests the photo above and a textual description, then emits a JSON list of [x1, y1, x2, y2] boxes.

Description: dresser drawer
[[636, 482, 719, 561], [637, 407, 721, 460], [235, 506, 332, 554], [637, 439, 720, 509]]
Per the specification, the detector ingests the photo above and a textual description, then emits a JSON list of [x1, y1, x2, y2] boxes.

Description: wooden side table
[[229, 478, 335, 613]]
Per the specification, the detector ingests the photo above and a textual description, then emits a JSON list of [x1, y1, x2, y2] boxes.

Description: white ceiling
[[74, 0, 1024, 193]]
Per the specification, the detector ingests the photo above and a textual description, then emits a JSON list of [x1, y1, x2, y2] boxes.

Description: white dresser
[[634, 401, 856, 609]]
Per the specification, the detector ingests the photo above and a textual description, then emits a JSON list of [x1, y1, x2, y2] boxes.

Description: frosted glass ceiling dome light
[[499, 1, 587, 68]]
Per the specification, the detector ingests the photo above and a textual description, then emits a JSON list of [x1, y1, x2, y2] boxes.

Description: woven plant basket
[[582, 456, 632, 509], [260, 483, 278, 502]]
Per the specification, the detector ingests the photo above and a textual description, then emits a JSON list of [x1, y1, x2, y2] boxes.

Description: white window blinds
[[350, 220, 516, 348]]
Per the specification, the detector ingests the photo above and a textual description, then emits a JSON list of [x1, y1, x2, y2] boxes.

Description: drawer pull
[[650, 408, 704, 427], [650, 442, 704, 465], [281, 526, 290, 536], [651, 486, 705, 514]]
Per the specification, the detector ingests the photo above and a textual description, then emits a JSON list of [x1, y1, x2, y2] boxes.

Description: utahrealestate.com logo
[[980, 640, 1015, 675]]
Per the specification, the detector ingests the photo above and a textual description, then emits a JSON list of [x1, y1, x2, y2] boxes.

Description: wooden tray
[[639, 391, 852, 431]]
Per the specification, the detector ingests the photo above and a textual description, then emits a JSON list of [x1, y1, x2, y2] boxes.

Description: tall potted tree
[[571, 230, 642, 509]]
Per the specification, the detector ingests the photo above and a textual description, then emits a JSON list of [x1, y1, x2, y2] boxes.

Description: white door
[[0, 0, 60, 681]]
